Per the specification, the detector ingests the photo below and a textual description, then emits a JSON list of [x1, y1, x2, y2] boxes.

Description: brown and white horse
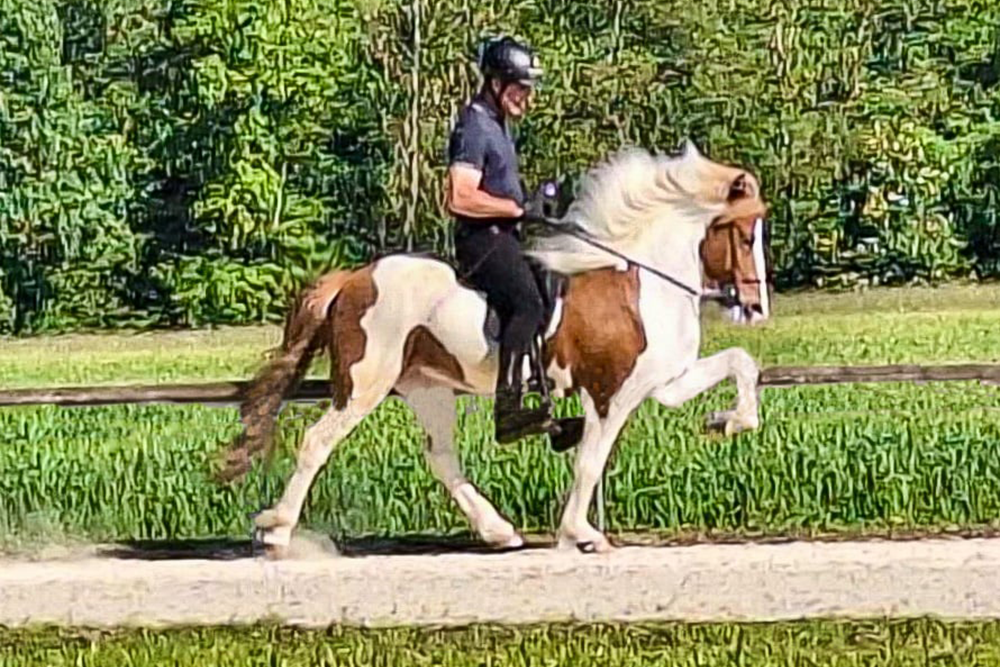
[[217, 141, 771, 556]]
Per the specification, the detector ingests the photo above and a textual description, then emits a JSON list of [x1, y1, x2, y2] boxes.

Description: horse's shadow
[[96, 533, 554, 561]]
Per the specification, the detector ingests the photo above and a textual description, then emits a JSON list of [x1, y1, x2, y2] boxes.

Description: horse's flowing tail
[[216, 270, 355, 483]]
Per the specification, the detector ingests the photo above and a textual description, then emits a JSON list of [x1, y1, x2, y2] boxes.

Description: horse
[[216, 140, 772, 557]]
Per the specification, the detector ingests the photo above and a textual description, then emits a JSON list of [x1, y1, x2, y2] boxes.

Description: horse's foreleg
[[652, 347, 760, 435], [404, 387, 523, 549], [557, 397, 635, 554]]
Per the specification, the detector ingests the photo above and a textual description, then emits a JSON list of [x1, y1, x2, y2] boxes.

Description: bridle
[[701, 216, 769, 309]]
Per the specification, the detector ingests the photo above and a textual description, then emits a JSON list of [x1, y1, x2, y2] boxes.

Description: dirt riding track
[[3, 536, 1000, 628]]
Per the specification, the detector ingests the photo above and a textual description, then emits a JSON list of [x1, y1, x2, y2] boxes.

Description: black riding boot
[[494, 341, 554, 444]]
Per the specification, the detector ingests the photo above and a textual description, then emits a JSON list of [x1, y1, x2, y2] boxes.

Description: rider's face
[[494, 81, 534, 119]]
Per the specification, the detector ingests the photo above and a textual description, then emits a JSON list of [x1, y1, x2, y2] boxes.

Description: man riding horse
[[217, 35, 773, 557], [446, 36, 558, 445]]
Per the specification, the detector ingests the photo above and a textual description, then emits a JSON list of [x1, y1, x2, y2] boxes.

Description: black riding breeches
[[454, 223, 545, 366]]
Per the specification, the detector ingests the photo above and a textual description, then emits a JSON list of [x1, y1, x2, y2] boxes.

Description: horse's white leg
[[652, 347, 761, 434], [253, 388, 385, 554], [403, 387, 523, 549], [557, 396, 636, 554]]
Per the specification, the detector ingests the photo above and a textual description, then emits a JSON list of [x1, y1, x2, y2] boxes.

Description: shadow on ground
[[59, 526, 1000, 562], [96, 533, 557, 561]]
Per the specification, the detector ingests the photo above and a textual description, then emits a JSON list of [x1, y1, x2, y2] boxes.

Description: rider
[[445, 36, 556, 444]]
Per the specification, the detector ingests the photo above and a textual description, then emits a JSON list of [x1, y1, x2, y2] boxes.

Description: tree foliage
[[1, 0, 999, 332]]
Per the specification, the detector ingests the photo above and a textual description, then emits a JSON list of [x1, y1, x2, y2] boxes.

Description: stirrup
[[547, 417, 586, 452], [495, 405, 555, 444], [493, 365, 553, 445]]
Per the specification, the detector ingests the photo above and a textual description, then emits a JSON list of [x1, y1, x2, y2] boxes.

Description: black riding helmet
[[478, 36, 543, 87]]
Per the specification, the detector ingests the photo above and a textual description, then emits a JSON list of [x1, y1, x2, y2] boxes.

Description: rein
[[534, 216, 740, 304]]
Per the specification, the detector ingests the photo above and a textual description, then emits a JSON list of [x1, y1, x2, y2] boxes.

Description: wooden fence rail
[[0, 363, 997, 408]]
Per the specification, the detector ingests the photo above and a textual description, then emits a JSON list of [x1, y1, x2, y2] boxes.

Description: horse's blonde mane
[[527, 140, 754, 274]]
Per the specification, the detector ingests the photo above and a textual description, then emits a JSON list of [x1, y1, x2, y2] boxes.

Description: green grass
[[0, 327, 281, 389], [4, 620, 1000, 666], [1, 283, 998, 388], [1, 285, 1000, 547], [3, 383, 999, 545]]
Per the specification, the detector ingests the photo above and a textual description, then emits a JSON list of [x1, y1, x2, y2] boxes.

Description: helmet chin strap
[[486, 79, 510, 120]]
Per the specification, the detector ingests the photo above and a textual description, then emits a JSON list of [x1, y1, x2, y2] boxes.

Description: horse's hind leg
[[253, 389, 385, 556], [403, 387, 523, 549]]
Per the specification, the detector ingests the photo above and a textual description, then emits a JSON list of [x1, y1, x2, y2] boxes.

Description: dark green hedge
[[2, 0, 999, 333]]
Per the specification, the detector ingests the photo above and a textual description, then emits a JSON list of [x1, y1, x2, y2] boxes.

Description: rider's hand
[[520, 186, 549, 224], [521, 200, 546, 223]]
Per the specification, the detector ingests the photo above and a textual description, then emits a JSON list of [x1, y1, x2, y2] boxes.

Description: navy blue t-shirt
[[447, 95, 524, 229]]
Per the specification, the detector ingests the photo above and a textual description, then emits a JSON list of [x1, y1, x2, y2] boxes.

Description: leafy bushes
[[2, 0, 999, 333]]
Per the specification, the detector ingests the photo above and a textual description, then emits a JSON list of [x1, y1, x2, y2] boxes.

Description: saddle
[[456, 262, 582, 452]]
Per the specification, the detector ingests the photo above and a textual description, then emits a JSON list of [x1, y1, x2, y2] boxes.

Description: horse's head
[[700, 198, 771, 325], [673, 141, 771, 325], [527, 141, 772, 325]]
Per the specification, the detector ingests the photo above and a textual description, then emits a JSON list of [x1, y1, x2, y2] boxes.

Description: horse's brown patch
[[701, 208, 768, 311], [701, 215, 757, 280], [547, 265, 646, 418], [400, 325, 466, 385], [329, 265, 378, 409], [700, 224, 735, 279]]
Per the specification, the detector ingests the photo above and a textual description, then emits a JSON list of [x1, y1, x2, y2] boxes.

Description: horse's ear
[[728, 173, 754, 201], [680, 138, 700, 159]]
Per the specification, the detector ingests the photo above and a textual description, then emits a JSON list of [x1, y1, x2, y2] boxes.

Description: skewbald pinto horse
[[217, 140, 771, 557]]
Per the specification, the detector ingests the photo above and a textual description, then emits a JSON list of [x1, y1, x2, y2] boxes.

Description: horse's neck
[[552, 221, 706, 302], [542, 219, 707, 353], [547, 249, 701, 369], [624, 223, 706, 358], [620, 220, 706, 292]]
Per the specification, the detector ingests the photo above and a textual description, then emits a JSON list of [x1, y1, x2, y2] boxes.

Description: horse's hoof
[[499, 533, 525, 550], [253, 509, 284, 530], [252, 528, 291, 560], [252, 518, 292, 559], [706, 411, 758, 436], [557, 531, 614, 554], [263, 542, 290, 560], [724, 413, 759, 436], [577, 538, 614, 554], [705, 411, 731, 433], [482, 525, 525, 550]]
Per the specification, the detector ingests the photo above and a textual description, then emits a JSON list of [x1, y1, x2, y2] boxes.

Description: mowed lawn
[[1, 283, 998, 388], [4, 620, 1000, 667]]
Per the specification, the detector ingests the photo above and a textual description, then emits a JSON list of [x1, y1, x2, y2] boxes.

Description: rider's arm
[[446, 120, 523, 221], [446, 165, 523, 219]]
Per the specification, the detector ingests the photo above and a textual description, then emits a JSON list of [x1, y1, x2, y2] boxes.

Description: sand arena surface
[[3, 535, 1000, 628]]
